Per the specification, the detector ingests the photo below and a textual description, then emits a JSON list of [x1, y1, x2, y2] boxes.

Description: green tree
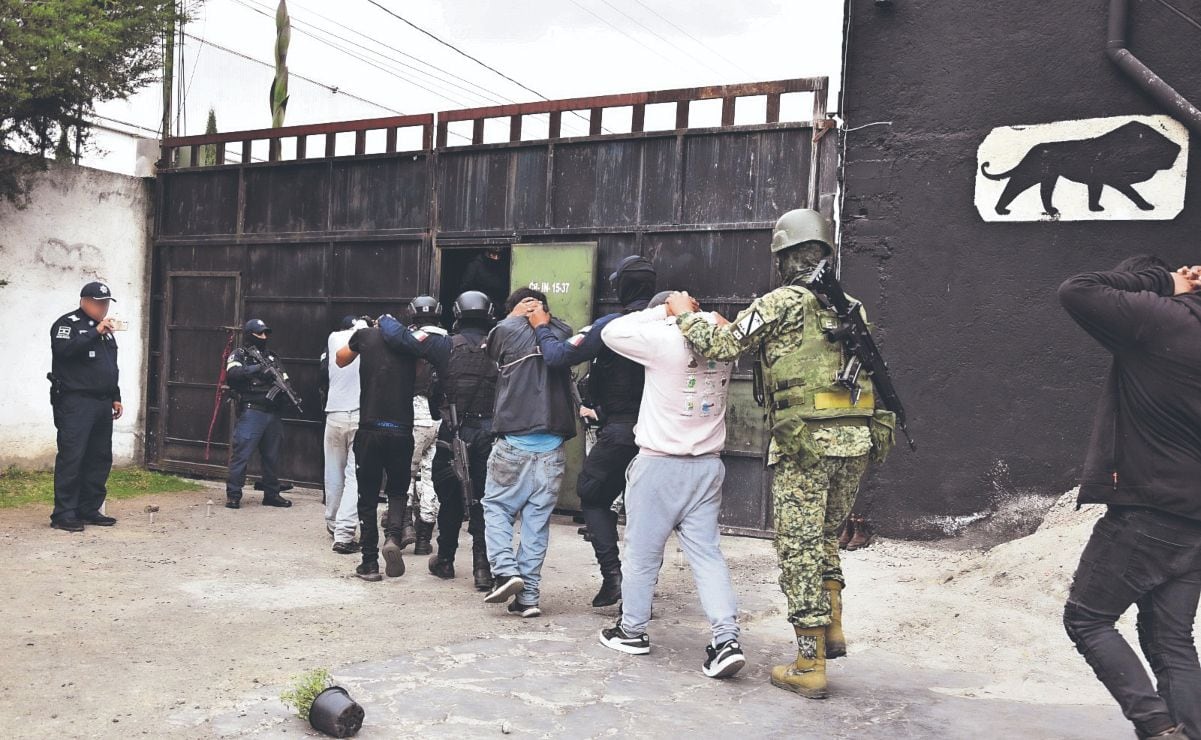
[[0, 1, 184, 203], [199, 106, 217, 166]]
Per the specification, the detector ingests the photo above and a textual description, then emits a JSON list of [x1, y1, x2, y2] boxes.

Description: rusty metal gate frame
[[151, 78, 838, 537]]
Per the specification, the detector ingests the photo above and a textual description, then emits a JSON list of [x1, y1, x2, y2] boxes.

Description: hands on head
[[1173, 266, 1201, 295], [517, 297, 551, 327], [664, 291, 700, 317]]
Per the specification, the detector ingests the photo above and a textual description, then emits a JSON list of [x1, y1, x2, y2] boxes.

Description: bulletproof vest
[[444, 333, 498, 417], [762, 286, 875, 425], [228, 347, 276, 405], [589, 345, 644, 421]]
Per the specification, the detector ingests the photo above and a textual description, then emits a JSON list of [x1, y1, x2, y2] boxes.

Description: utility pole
[[162, 2, 176, 142]]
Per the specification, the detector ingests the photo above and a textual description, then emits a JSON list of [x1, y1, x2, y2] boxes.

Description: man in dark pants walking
[[525, 255, 656, 607], [224, 320, 295, 509], [48, 281, 123, 532], [1060, 259, 1201, 740], [382, 291, 497, 590], [337, 314, 435, 582]]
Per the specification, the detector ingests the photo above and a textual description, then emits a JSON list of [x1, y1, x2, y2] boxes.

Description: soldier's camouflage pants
[[772, 453, 869, 628]]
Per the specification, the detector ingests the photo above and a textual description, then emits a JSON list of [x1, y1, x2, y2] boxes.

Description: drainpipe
[[1107, 0, 1201, 135]]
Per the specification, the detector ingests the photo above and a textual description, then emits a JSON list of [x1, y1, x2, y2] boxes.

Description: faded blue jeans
[[482, 439, 566, 605]]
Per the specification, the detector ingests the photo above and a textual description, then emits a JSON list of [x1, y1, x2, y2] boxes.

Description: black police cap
[[80, 281, 116, 301]]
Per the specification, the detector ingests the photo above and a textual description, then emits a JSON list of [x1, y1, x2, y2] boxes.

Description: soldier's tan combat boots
[[770, 626, 828, 699], [825, 579, 847, 659]]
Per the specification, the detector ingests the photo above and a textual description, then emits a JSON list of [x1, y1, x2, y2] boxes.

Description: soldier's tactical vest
[[445, 333, 498, 417], [762, 286, 875, 428]]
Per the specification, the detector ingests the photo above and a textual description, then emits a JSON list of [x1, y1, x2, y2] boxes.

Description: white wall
[[0, 162, 152, 469]]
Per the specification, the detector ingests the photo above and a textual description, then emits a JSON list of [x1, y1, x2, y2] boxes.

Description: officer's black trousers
[[433, 422, 491, 560], [577, 422, 639, 577], [225, 409, 282, 500], [52, 394, 114, 523], [354, 427, 414, 561]]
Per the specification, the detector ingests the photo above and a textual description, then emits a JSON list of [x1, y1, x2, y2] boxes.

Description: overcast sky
[[88, 0, 845, 172]]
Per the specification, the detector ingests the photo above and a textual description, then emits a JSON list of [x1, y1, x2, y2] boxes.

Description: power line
[[565, 0, 679, 69], [183, 33, 407, 115], [249, 0, 517, 106], [361, 0, 602, 134], [626, 0, 755, 77], [362, 0, 552, 102], [594, 0, 728, 78], [232, 0, 502, 108]]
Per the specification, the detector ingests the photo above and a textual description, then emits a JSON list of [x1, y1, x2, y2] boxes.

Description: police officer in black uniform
[[48, 281, 123, 532], [223, 319, 295, 509], [379, 291, 498, 590], [526, 256, 657, 606]]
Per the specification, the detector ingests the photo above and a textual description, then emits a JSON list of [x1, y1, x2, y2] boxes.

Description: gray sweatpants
[[620, 453, 740, 645]]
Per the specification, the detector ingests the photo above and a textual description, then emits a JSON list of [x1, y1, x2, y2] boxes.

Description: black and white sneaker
[[484, 574, 525, 604], [507, 599, 542, 618], [703, 639, 746, 678], [599, 621, 650, 655]]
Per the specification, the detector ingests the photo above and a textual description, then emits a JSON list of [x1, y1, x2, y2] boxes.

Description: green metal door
[[509, 242, 597, 510]]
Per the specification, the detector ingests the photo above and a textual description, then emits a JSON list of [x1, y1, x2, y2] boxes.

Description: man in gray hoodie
[[480, 287, 578, 617], [598, 297, 745, 679]]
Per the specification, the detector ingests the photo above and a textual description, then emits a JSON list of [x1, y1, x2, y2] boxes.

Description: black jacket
[[50, 309, 120, 401], [487, 316, 578, 440], [225, 345, 286, 409], [1060, 267, 1201, 521]]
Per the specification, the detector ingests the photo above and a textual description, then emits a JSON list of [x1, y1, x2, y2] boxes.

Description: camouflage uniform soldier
[[667, 208, 894, 699]]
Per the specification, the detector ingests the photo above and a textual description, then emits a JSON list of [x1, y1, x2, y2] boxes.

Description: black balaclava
[[246, 333, 269, 350], [612, 256, 657, 309]]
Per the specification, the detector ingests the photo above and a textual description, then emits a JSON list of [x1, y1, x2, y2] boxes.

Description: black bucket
[[307, 686, 364, 738]]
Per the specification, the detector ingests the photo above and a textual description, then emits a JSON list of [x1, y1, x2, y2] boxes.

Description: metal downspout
[[1107, 0, 1201, 134]]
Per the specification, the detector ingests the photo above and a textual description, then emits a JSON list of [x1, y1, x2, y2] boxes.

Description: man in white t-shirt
[[598, 295, 745, 680], [321, 316, 366, 554]]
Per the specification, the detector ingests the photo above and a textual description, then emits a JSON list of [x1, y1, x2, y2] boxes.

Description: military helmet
[[408, 295, 441, 320], [244, 319, 272, 335], [770, 208, 834, 254], [453, 290, 493, 320]]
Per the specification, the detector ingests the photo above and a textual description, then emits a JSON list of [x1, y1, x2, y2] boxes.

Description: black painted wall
[[840, 0, 1201, 536]]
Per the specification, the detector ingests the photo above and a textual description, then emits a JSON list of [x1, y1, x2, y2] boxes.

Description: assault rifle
[[436, 403, 474, 516], [244, 345, 303, 414], [805, 260, 916, 451]]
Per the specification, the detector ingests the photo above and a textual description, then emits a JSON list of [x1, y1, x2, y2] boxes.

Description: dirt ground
[[0, 483, 1142, 738]]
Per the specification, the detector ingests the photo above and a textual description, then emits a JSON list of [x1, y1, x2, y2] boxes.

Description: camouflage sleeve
[[677, 291, 795, 360]]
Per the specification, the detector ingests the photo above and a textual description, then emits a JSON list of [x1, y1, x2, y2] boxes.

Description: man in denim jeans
[[480, 288, 577, 617], [1060, 258, 1201, 740]]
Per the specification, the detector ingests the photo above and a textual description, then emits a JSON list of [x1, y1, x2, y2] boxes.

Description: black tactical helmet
[[244, 319, 272, 335], [453, 290, 493, 320], [408, 295, 441, 321]]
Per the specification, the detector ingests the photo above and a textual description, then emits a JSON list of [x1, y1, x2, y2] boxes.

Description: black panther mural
[[980, 121, 1182, 217]]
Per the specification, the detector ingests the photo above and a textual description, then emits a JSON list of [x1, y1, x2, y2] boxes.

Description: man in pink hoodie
[[597, 296, 745, 679]]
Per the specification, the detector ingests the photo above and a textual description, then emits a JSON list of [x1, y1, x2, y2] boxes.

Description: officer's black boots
[[428, 552, 455, 579], [50, 518, 85, 532], [261, 491, 292, 507], [381, 501, 408, 578], [400, 510, 417, 549], [225, 495, 241, 509], [592, 571, 623, 608], [82, 512, 117, 526], [472, 540, 493, 592], [413, 519, 434, 555]]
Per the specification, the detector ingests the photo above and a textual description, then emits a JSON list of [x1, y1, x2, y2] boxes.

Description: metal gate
[[149, 78, 839, 536]]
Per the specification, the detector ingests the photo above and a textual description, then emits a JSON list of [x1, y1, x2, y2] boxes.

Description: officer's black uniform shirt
[[348, 326, 418, 427], [226, 345, 285, 408], [50, 309, 120, 401]]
